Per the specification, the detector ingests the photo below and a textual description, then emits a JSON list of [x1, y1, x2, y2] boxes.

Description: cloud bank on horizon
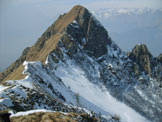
[[0, 0, 162, 71]]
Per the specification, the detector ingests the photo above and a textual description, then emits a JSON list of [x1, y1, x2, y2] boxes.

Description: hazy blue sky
[[0, 0, 162, 71]]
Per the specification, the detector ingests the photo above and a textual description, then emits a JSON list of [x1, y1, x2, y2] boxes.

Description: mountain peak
[[39, 5, 111, 58], [69, 5, 90, 19], [133, 44, 152, 56], [0, 5, 111, 82], [128, 44, 153, 75], [70, 5, 87, 13]]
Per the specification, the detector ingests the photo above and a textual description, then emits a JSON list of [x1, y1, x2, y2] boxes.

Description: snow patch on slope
[[54, 61, 149, 122], [11, 109, 55, 117], [0, 85, 9, 92]]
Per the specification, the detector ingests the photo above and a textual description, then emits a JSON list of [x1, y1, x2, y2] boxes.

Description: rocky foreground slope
[[0, 5, 162, 122], [10, 110, 99, 122]]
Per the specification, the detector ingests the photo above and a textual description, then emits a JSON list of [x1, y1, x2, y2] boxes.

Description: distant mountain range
[[93, 8, 162, 56], [93, 8, 162, 18]]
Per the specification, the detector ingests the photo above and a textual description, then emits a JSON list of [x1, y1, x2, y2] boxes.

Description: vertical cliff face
[[59, 5, 111, 58]]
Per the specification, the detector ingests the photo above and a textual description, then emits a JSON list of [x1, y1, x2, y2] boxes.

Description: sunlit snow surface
[[54, 61, 149, 122], [0, 85, 8, 92], [11, 109, 54, 117]]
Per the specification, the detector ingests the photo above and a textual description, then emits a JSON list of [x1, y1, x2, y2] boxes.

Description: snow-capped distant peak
[[92, 8, 158, 18]]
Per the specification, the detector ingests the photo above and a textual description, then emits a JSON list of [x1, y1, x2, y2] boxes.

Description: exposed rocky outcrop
[[128, 44, 153, 75], [128, 44, 162, 83]]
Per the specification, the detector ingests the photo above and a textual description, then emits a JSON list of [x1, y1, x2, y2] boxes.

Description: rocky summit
[[128, 44, 162, 83], [0, 5, 162, 122]]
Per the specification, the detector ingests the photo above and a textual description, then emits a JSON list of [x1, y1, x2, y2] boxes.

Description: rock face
[[128, 44, 162, 83], [0, 5, 162, 122], [128, 44, 152, 75]]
